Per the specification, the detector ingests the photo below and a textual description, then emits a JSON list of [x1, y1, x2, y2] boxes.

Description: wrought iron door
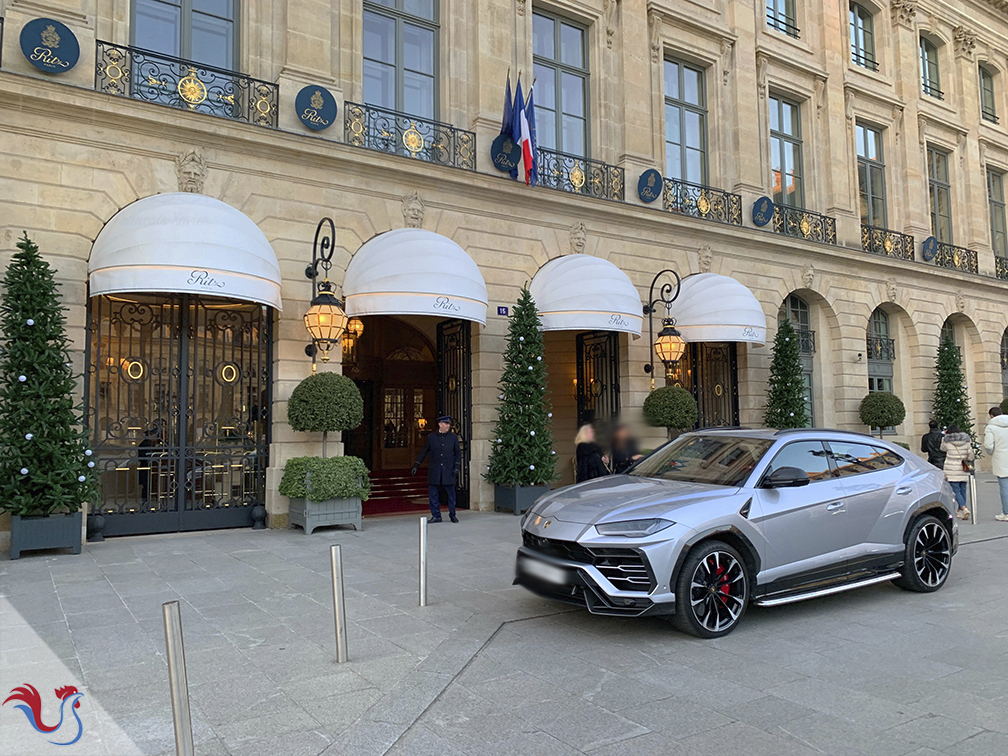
[[86, 294, 272, 535], [436, 320, 472, 508], [576, 331, 621, 427], [694, 343, 739, 428]]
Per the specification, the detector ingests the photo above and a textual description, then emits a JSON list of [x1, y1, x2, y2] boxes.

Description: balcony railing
[[771, 205, 837, 245], [767, 13, 800, 39], [867, 336, 896, 362], [795, 327, 816, 355], [982, 107, 1000, 125], [861, 225, 914, 261], [923, 82, 945, 100], [662, 178, 742, 226], [851, 50, 879, 72], [996, 256, 1008, 280], [95, 41, 278, 127], [933, 242, 978, 274], [536, 147, 624, 202], [343, 102, 475, 171]]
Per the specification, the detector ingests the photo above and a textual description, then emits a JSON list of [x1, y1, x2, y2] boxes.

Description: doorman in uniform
[[412, 414, 461, 523]]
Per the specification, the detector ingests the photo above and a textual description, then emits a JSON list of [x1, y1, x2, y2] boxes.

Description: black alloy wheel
[[893, 515, 952, 592], [673, 540, 749, 638]]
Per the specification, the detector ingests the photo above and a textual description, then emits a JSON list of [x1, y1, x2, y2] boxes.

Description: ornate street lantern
[[304, 217, 348, 372], [654, 319, 685, 366], [643, 268, 687, 390]]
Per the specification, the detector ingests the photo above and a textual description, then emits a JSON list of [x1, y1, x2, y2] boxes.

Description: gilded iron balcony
[[536, 147, 624, 202], [795, 327, 816, 355], [772, 205, 837, 245], [933, 242, 978, 274], [866, 336, 896, 361], [861, 225, 914, 261], [662, 178, 742, 226], [343, 102, 475, 171], [996, 256, 1008, 281], [95, 41, 278, 127]]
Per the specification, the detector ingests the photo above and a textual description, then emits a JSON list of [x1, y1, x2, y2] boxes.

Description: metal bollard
[[162, 600, 194, 756], [330, 544, 348, 663], [969, 474, 978, 524], [419, 516, 428, 607]]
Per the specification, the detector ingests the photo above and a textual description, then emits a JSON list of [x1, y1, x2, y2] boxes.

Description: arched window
[[921, 37, 942, 99], [867, 307, 895, 432], [779, 294, 815, 425], [940, 317, 956, 347], [850, 4, 877, 70], [980, 65, 998, 123]]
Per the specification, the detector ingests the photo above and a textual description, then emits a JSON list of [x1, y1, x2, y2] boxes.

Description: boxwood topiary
[[859, 392, 906, 438], [288, 372, 363, 433], [642, 386, 698, 437], [278, 456, 371, 502]]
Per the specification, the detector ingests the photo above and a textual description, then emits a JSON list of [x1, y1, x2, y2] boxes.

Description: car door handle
[[896, 486, 912, 495], [826, 502, 845, 511]]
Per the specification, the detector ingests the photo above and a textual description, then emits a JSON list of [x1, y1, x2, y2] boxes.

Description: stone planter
[[10, 512, 83, 559], [288, 497, 362, 534], [494, 484, 550, 515]]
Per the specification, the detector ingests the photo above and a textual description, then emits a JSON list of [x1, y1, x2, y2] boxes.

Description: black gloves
[[411, 465, 418, 475]]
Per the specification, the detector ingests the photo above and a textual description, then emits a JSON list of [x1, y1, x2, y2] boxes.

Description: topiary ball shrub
[[287, 372, 363, 433], [859, 392, 906, 435], [643, 386, 698, 435], [279, 456, 371, 502]]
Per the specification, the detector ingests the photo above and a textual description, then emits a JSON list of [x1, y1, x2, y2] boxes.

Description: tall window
[[867, 308, 895, 432], [767, 0, 799, 38], [920, 37, 942, 99], [980, 66, 998, 123], [940, 318, 956, 347], [927, 146, 952, 243], [779, 295, 814, 426], [664, 59, 707, 184], [133, 0, 237, 69], [770, 96, 803, 208], [849, 4, 877, 70], [363, 0, 438, 119], [533, 12, 588, 157], [856, 123, 886, 228], [1001, 330, 1008, 400], [989, 169, 1007, 257]]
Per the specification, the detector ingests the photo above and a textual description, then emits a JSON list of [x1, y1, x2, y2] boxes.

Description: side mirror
[[762, 466, 811, 489]]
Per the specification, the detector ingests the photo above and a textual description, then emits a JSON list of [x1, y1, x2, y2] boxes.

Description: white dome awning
[[343, 229, 488, 325], [89, 193, 282, 310], [529, 255, 642, 337], [668, 273, 766, 345]]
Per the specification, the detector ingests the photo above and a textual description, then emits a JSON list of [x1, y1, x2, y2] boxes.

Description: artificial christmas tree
[[932, 337, 974, 444], [764, 318, 809, 429], [486, 286, 555, 514], [0, 234, 98, 558]]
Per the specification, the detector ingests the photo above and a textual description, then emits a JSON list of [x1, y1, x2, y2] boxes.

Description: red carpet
[[364, 497, 430, 517], [364, 470, 430, 517]]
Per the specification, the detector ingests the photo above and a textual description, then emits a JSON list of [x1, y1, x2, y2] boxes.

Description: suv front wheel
[[673, 540, 749, 639], [893, 514, 952, 593]]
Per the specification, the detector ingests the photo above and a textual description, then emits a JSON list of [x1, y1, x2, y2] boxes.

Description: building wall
[[1, 0, 1008, 531]]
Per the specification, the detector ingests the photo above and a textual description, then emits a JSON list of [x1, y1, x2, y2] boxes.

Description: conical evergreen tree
[[932, 336, 974, 441], [486, 286, 556, 486], [764, 318, 809, 429], [0, 234, 98, 517]]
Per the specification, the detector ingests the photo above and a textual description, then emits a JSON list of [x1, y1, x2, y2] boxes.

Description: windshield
[[629, 435, 774, 487]]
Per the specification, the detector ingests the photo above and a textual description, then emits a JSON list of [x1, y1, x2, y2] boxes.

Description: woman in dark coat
[[575, 424, 609, 483], [611, 423, 643, 475]]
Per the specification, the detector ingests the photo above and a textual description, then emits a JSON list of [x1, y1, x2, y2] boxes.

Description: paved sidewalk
[[0, 477, 1006, 756]]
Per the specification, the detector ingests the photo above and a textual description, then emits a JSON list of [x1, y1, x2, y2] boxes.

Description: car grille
[[522, 532, 655, 592]]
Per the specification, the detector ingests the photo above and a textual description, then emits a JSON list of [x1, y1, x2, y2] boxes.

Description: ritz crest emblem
[[310, 90, 324, 109], [41, 25, 60, 48]]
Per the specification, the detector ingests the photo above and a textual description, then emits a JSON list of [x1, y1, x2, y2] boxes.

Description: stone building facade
[[1, 0, 1007, 537]]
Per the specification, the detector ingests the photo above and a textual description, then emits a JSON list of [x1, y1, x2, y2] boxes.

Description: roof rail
[[773, 427, 880, 440]]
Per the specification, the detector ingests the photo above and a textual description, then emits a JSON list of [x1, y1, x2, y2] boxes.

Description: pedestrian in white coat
[[941, 426, 974, 520], [983, 407, 1008, 521]]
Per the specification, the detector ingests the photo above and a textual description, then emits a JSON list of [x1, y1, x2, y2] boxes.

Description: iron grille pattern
[[94, 41, 278, 127], [933, 242, 978, 274], [662, 178, 742, 226], [767, 13, 800, 38], [867, 335, 896, 361], [343, 102, 475, 171], [861, 225, 915, 261], [996, 256, 1008, 280], [576, 331, 621, 427], [437, 320, 472, 507], [521, 533, 655, 592], [795, 328, 816, 355], [537, 147, 625, 202], [772, 205, 837, 245]]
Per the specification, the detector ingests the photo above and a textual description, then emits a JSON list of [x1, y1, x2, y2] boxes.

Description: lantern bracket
[[643, 268, 684, 386]]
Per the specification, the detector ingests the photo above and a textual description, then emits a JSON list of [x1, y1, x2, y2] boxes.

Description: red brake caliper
[[715, 564, 730, 596]]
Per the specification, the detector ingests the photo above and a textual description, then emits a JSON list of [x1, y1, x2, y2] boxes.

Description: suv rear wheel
[[893, 515, 952, 592], [673, 540, 749, 638]]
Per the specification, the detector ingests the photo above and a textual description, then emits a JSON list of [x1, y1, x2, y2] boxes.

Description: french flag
[[520, 101, 533, 185], [510, 79, 525, 181]]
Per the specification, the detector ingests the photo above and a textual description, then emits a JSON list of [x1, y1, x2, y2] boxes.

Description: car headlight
[[594, 518, 675, 537]]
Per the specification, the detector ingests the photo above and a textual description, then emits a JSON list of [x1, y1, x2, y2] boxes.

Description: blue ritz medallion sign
[[921, 236, 939, 261], [752, 196, 774, 227], [637, 170, 662, 203], [295, 86, 337, 131], [490, 133, 522, 173], [20, 18, 80, 74]]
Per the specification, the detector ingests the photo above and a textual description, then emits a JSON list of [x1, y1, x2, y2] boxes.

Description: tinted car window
[[764, 441, 832, 482], [630, 435, 774, 487], [828, 442, 903, 477]]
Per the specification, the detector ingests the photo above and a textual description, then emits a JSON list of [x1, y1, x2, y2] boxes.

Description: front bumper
[[514, 545, 675, 617]]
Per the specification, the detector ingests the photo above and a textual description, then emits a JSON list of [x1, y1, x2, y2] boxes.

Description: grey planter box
[[494, 484, 549, 515], [288, 497, 362, 535], [10, 512, 83, 559]]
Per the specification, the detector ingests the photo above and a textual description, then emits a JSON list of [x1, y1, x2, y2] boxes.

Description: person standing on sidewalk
[[983, 406, 1008, 522], [921, 420, 947, 468], [941, 425, 974, 520], [412, 415, 461, 524]]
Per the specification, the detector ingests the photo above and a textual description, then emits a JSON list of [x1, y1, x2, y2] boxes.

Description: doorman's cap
[[437, 415, 451, 424]]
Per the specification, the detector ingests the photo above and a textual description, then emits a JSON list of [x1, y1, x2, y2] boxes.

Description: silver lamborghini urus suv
[[515, 429, 957, 638]]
